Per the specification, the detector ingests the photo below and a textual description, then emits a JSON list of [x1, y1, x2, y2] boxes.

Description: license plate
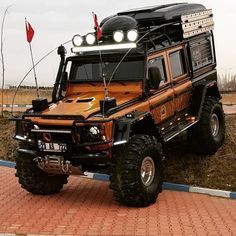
[[38, 141, 67, 152]]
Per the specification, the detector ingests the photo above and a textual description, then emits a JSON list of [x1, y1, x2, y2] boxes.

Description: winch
[[34, 156, 84, 175]]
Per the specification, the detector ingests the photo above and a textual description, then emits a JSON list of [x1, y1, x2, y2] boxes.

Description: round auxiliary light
[[72, 34, 83, 46], [89, 126, 100, 136], [127, 29, 138, 42], [86, 33, 96, 45], [113, 30, 124, 43]]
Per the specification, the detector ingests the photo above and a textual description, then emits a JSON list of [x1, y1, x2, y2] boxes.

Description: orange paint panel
[[175, 92, 191, 112], [173, 80, 192, 95], [104, 121, 113, 141], [151, 102, 175, 123], [108, 100, 150, 119], [28, 117, 74, 126], [173, 80, 192, 112], [148, 88, 173, 107]]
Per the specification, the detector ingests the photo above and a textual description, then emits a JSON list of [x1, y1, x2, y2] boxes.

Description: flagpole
[[25, 18, 40, 98], [28, 42, 40, 98]]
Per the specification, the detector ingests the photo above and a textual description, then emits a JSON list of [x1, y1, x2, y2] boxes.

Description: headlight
[[81, 125, 105, 143], [113, 30, 124, 43], [86, 33, 96, 45], [89, 126, 100, 136], [15, 120, 33, 141], [127, 29, 138, 42], [72, 34, 83, 46]]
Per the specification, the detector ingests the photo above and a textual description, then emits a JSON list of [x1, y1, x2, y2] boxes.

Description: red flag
[[93, 12, 102, 40], [25, 19, 34, 43]]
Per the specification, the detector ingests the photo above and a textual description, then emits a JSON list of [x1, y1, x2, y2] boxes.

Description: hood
[[42, 91, 140, 119]]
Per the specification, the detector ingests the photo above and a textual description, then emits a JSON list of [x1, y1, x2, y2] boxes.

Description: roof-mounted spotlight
[[86, 33, 96, 45], [113, 30, 124, 43], [72, 34, 83, 46], [127, 29, 138, 42]]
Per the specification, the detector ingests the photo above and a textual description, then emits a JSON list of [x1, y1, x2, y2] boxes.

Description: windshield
[[68, 57, 144, 82]]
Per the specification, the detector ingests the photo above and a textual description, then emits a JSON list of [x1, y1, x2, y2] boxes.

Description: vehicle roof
[[101, 3, 206, 27]]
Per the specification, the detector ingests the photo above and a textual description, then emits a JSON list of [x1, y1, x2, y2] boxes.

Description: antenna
[[97, 34, 108, 99], [92, 12, 110, 117], [95, 45, 110, 117]]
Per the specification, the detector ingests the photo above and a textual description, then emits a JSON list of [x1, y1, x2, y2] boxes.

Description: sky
[[0, 0, 236, 86]]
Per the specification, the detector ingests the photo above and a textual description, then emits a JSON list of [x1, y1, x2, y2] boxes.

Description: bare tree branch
[[1, 5, 13, 117]]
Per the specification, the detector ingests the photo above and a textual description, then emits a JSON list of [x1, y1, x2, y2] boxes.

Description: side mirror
[[57, 45, 67, 57], [148, 67, 162, 89]]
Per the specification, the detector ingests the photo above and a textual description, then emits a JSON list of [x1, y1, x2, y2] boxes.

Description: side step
[[161, 116, 198, 142]]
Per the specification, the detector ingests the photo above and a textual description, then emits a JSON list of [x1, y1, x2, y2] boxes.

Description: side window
[[169, 49, 186, 79], [148, 56, 167, 86]]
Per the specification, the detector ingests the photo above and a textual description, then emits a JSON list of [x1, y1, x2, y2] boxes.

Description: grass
[[221, 93, 236, 105], [164, 115, 236, 191], [0, 89, 52, 105]]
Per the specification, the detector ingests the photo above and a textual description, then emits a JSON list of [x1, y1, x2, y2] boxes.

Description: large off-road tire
[[110, 135, 164, 207], [188, 96, 225, 155], [16, 150, 68, 195]]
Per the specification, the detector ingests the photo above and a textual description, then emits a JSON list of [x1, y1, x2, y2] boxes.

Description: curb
[[0, 104, 32, 108], [1, 160, 235, 200], [0, 160, 16, 168]]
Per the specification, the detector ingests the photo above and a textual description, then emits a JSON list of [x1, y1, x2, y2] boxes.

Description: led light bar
[[31, 129, 72, 134], [71, 42, 137, 53]]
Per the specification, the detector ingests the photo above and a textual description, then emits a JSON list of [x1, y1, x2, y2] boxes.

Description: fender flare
[[190, 81, 221, 119], [113, 111, 150, 146]]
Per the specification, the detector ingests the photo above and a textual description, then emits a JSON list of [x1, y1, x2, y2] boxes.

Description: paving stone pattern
[[0, 167, 235, 235]]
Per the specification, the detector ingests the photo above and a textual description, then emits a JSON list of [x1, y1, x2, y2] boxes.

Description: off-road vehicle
[[14, 3, 225, 207]]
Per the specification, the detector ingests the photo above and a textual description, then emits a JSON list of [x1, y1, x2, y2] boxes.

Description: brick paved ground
[[0, 166, 235, 235]]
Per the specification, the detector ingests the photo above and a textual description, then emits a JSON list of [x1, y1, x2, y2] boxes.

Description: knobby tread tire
[[189, 96, 225, 155], [110, 135, 164, 207], [16, 151, 68, 195]]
